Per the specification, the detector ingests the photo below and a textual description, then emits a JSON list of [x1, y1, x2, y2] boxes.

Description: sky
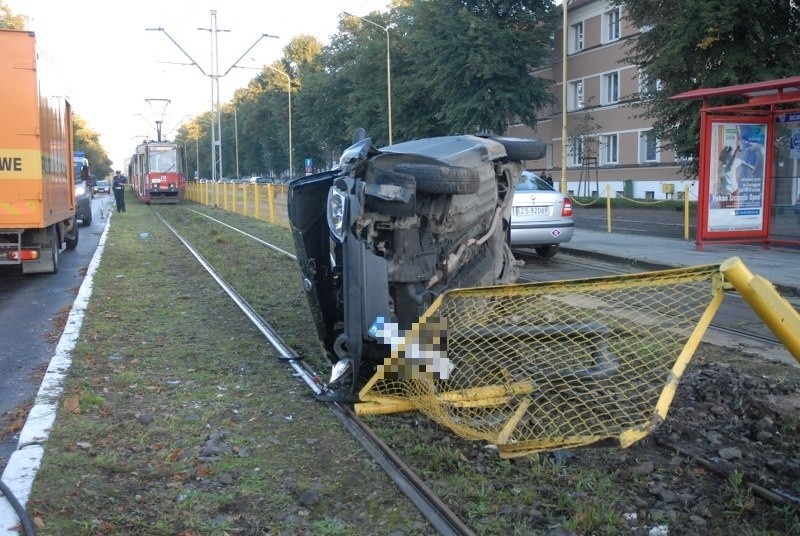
[[7, 0, 388, 172]]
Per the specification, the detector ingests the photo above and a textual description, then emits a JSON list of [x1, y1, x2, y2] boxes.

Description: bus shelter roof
[[672, 76, 800, 108]]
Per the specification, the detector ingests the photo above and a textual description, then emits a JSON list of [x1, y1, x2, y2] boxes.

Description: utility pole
[[146, 14, 276, 205]]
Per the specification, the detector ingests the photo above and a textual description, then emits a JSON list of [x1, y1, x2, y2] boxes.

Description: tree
[[0, 0, 26, 29], [187, 1, 560, 172], [73, 115, 113, 179], [398, 0, 558, 135], [617, 0, 800, 177]]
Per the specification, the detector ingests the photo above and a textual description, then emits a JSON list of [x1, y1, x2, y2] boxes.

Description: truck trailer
[[0, 29, 79, 274]]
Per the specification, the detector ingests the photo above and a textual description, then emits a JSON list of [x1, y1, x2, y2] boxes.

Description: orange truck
[[0, 29, 79, 274]]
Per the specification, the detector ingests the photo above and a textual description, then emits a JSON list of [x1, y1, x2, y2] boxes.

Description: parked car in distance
[[249, 176, 273, 185], [93, 180, 110, 195], [508, 170, 574, 258]]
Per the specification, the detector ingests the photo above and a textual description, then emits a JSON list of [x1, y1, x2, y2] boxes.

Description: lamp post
[[228, 105, 240, 180], [198, 10, 229, 184], [263, 65, 292, 177], [343, 11, 392, 145], [560, 0, 569, 195]]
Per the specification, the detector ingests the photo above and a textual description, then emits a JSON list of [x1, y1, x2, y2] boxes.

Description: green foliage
[[400, 0, 557, 135], [180, 1, 559, 179], [73, 114, 114, 179], [616, 0, 800, 177], [0, 0, 27, 29]]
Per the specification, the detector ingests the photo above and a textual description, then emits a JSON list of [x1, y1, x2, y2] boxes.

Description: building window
[[602, 72, 620, 104], [569, 21, 584, 54], [568, 137, 583, 167], [601, 134, 619, 165], [604, 8, 621, 43], [568, 80, 584, 111], [639, 130, 659, 163], [638, 69, 661, 97]]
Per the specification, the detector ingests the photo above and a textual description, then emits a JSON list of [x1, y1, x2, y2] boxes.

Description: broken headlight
[[326, 186, 348, 242]]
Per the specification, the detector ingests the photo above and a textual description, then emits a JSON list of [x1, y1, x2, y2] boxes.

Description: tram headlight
[[326, 186, 348, 243]]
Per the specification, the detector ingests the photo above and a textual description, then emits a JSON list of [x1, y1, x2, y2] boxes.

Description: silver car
[[509, 171, 574, 257]]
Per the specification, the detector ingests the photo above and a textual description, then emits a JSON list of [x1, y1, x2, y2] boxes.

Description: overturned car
[[287, 131, 545, 400]]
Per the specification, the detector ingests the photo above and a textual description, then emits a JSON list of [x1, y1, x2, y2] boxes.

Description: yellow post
[[255, 186, 261, 220], [720, 257, 800, 363], [267, 184, 276, 224], [606, 184, 612, 233]]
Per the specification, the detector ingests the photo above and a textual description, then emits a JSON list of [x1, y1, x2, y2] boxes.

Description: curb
[[0, 216, 111, 535]]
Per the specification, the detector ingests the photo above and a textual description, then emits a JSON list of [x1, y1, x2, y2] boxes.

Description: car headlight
[[326, 186, 348, 243], [75, 184, 86, 196]]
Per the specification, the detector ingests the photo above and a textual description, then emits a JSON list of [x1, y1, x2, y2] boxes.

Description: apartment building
[[506, 0, 698, 200]]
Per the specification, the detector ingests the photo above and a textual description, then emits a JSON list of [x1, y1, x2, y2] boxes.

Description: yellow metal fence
[[185, 182, 291, 229], [357, 258, 800, 458]]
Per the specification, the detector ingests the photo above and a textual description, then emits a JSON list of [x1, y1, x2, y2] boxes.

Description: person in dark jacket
[[112, 171, 127, 213]]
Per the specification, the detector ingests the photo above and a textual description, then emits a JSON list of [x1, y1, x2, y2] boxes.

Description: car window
[[518, 173, 555, 192]]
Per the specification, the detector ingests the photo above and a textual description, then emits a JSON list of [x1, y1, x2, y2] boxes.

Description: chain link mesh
[[357, 264, 727, 458]]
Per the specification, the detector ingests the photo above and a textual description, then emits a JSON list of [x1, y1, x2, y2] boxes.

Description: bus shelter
[[672, 77, 800, 249]]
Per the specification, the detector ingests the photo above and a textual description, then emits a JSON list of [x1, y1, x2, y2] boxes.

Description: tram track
[[12, 200, 798, 535], [152, 207, 475, 536], [514, 249, 791, 352], [132, 204, 800, 534]]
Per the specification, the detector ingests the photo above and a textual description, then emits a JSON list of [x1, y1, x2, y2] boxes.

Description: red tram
[[128, 140, 187, 204]]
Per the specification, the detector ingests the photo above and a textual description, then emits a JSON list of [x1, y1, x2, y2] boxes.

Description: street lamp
[[263, 65, 292, 178], [227, 105, 239, 180], [343, 11, 392, 145]]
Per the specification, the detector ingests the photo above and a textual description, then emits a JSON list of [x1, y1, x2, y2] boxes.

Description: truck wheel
[[82, 211, 92, 226], [393, 163, 480, 195], [65, 220, 79, 250], [49, 226, 60, 274]]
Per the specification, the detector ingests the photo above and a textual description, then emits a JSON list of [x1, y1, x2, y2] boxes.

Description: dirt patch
[[373, 343, 800, 535]]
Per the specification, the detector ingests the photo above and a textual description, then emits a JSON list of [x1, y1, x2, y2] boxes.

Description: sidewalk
[[560, 229, 800, 297]]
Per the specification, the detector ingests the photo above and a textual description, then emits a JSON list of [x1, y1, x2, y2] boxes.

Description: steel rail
[[153, 207, 475, 536], [515, 251, 786, 348]]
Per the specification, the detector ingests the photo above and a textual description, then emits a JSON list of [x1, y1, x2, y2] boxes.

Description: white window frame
[[603, 7, 621, 43], [639, 130, 660, 163], [638, 69, 661, 97], [568, 79, 584, 111], [601, 134, 619, 165], [602, 71, 620, 105], [569, 21, 584, 54], [568, 137, 583, 167]]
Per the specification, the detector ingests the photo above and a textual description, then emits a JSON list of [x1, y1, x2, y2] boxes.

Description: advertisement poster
[[707, 122, 767, 233]]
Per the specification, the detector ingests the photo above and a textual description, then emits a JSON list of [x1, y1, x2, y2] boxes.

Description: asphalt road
[[0, 194, 110, 461]]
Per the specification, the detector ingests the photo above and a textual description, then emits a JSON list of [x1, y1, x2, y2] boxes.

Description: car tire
[[479, 135, 547, 161], [393, 163, 480, 195], [535, 245, 559, 258], [65, 218, 79, 250], [82, 211, 92, 226]]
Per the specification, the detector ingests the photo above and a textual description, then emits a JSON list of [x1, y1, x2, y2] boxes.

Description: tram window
[[149, 148, 178, 172]]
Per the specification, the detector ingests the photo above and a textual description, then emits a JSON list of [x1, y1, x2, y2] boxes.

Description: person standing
[[112, 170, 127, 213]]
